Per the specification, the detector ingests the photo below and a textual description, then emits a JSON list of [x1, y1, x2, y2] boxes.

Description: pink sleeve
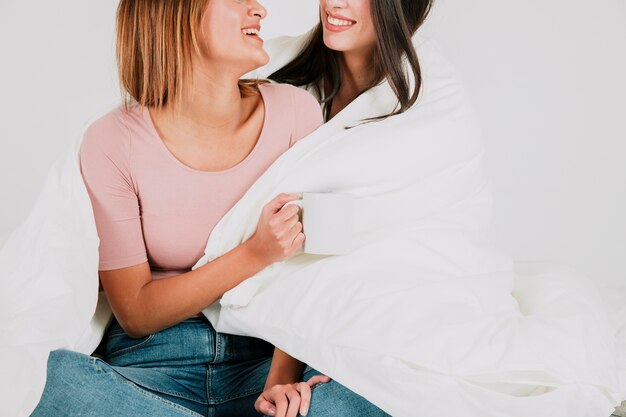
[[289, 87, 324, 146], [79, 112, 148, 271]]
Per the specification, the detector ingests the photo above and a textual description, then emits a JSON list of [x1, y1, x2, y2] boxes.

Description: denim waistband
[[104, 315, 273, 366]]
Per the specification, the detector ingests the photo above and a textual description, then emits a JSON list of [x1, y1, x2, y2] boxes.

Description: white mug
[[285, 193, 353, 255]]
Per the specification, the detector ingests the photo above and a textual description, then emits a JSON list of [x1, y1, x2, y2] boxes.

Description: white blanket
[[0, 32, 624, 417], [0, 141, 112, 417], [193, 34, 626, 416]]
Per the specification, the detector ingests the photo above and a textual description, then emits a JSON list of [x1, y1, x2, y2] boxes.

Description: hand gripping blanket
[[191, 34, 626, 416]]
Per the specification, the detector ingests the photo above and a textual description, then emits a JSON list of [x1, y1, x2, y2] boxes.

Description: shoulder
[[80, 106, 139, 170], [259, 82, 320, 109], [84, 107, 130, 139], [81, 107, 136, 157], [260, 83, 324, 145]]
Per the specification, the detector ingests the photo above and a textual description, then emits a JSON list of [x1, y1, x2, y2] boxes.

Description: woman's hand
[[246, 193, 305, 265], [255, 375, 331, 417]]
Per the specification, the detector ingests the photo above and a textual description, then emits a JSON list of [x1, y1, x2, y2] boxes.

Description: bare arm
[[101, 239, 264, 338], [255, 348, 330, 417], [264, 348, 305, 390], [101, 193, 304, 338]]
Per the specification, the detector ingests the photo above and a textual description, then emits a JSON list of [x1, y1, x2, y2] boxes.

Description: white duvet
[[191, 33, 625, 416], [0, 32, 624, 417]]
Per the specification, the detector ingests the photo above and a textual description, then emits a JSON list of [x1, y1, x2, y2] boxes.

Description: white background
[[0, 0, 624, 285]]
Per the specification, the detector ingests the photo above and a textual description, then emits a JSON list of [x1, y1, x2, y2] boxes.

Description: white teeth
[[327, 16, 354, 26], [242, 28, 260, 36]]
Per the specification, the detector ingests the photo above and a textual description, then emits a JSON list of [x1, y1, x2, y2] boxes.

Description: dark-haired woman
[[254, 0, 432, 416], [271, 0, 430, 122]]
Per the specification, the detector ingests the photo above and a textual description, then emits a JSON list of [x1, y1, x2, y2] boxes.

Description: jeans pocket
[[104, 331, 156, 361]]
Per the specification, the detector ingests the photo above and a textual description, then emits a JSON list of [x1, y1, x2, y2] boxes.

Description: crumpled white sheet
[[190, 33, 626, 416], [0, 140, 111, 417], [0, 31, 624, 417]]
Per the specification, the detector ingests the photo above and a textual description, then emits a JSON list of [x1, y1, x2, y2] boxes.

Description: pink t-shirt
[[80, 83, 323, 279]]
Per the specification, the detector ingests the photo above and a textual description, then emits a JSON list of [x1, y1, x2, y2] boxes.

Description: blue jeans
[[31, 316, 389, 417]]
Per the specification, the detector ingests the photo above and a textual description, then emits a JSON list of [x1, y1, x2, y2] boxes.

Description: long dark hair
[[270, 0, 433, 122]]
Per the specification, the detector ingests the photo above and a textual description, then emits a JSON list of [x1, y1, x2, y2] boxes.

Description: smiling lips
[[243, 28, 260, 35], [325, 12, 356, 32], [242, 25, 262, 42]]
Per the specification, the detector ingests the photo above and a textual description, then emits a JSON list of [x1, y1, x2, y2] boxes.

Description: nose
[[249, 1, 267, 19], [326, 0, 347, 7]]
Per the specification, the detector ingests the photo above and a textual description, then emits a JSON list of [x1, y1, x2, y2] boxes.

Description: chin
[[258, 51, 270, 66], [241, 53, 269, 75], [252, 51, 270, 68], [322, 34, 351, 52]]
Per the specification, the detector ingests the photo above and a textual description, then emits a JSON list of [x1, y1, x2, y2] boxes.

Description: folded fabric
[[192, 32, 626, 417]]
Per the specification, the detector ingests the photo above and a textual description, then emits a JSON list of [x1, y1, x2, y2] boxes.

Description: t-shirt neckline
[[141, 83, 269, 176]]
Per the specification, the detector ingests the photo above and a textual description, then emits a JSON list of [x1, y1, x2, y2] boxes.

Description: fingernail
[[302, 402, 309, 416], [268, 408, 276, 416]]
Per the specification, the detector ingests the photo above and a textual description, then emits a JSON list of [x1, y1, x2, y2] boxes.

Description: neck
[[339, 49, 375, 95], [154, 62, 247, 142], [327, 49, 376, 119]]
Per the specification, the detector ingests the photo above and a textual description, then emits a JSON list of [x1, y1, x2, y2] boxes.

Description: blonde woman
[[30, 0, 327, 416]]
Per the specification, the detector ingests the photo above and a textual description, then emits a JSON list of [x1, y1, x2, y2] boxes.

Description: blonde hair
[[116, 0, 263, 109]]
